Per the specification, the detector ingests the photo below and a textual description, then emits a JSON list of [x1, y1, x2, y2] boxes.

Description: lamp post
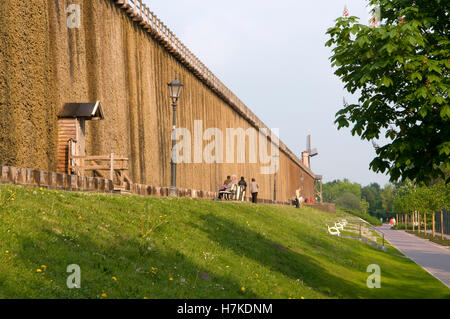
[[168, 77, 184, 197], [273, 154, 279, 204]]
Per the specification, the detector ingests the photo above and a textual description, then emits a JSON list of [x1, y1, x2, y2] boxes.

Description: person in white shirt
[[250, 178, 259, 203]]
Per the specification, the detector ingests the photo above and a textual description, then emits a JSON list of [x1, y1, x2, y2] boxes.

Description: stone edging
[[0, 165, 290, 205]]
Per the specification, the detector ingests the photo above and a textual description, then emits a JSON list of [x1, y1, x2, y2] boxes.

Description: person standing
[[295, 187, 303, 208], [250, 178, 259, 204], [238, 177, 247, 201], [238, 176, 247, 191]]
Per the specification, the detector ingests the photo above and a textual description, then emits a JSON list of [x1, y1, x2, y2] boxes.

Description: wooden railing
[[112, 0, 315, 177], [68, 140, 131, 186]]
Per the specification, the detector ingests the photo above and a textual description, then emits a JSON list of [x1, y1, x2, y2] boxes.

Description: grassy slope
[[0, 185, 449, 299], [336, 206, 382, 226]]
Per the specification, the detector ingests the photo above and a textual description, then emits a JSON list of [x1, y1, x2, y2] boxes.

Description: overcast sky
[[143, 0, 390, 187]]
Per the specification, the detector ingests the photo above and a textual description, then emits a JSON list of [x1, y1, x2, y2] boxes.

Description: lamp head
[[168, 77, 184, 103]]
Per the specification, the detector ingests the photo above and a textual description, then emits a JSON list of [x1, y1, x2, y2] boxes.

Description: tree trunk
[[405, 214, 407, 231], [432, 211, 435, 237], [412, 213, 415, 231], [418, 212, 421, 233], [424, 212, 427, 235], [441, 208, 444, 240]]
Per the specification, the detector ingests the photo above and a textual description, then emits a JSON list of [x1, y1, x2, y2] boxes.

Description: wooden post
[[424, 212, 427, 235], [81, 156, 85, 177], [67, 140, 72, 175], [418, 212, 421, 233], [441, 208, 444, 240], [432, 211, 435, 237], [110, 153, 114, 182], [396, 214, 399, 227], [405, 214, 407, 230]]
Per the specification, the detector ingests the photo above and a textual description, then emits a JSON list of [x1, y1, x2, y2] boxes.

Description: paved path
[[376, 224, 450, 288]]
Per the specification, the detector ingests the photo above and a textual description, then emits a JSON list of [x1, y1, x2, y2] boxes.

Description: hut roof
[[58, 102, 104, 120]]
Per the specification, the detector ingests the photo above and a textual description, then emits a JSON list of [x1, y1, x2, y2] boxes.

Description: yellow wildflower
[[301, 296, 305, 299], [112, 276, 117, 281], [101, 292, 107, 298], [41, 265, 47, 271], [36, 269, 42, 273], [241, 287, 246, 292], [39, 187, 43, 191], [5, 250, 9, 254], [169, 277, 173, 281]]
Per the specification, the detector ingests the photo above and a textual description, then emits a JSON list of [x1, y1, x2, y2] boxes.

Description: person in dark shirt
[[238, 176, 247, 190], [237, 176, 247, 201]]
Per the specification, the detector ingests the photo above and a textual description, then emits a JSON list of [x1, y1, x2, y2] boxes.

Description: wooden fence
[[68, 140, 131, 188]]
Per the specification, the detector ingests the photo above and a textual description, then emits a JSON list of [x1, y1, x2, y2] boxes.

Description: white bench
[[219, 184, 238, 200], [327, 225, 341, 236]]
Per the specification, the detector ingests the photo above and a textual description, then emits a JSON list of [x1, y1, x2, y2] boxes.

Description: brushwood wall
[[0, 0, 316, 202]]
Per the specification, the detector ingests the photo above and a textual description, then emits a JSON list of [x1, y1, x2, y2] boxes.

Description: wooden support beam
[[110, 153, 114, 181], [70, 155, 128, 160], [72, 165, 128, 171]]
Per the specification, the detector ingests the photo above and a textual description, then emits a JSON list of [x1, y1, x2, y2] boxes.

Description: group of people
[[218, 175, 260, 203], [218, 177, 312, 206]]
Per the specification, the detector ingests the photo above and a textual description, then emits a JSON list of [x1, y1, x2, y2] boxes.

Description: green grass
[[0, 185, 449, 299], [336, 207, 382, 226], [405, 231, 450, 246], [392, 224, 414, 231]]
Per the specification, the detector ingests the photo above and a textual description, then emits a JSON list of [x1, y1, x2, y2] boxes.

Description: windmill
[[300, 135, 321, 203], [343, 5, 349, 18], [306, 135, 318, 169]]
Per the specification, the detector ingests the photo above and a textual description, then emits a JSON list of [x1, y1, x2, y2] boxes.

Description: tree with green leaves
[[335, 192, 361, 211], [322, 179, 362, 203], [381, 184, 394, 213], [361, 183, 383, 214], [392, 179, 415, 224], [360, 198, 370, 214], [326, 0, 449, 184]]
